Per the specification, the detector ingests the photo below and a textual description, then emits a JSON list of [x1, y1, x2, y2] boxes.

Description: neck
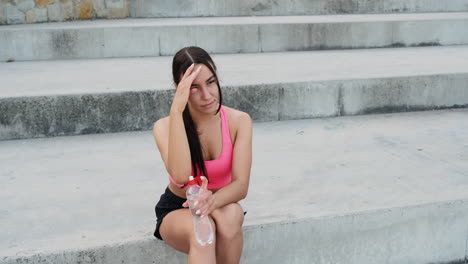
[[190, 107, 221, 127]]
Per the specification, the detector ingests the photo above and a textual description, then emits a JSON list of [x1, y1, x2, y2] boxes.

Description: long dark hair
[[172, 46, 223, 184]]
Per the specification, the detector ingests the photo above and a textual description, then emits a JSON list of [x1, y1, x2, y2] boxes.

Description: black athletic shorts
[[153, 186, 247, 241]]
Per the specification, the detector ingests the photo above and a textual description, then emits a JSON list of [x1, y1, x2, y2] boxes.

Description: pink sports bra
[[168, 105, 233, 190]]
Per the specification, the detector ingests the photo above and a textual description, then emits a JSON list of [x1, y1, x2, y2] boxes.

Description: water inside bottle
[[193, 215, 214, 246], [186, 183, 213, 246]]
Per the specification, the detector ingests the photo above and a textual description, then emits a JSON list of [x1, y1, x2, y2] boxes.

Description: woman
[[152, 46, 252, 264]]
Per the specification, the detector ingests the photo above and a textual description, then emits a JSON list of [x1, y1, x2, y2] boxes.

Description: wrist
[[212, 193, 221, 210], [170, 108, 184, 116]]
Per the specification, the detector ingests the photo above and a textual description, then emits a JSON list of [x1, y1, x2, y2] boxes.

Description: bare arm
[[192, 112, 253, 215], [152, 64, 202, 184], [167, 111, 191, 183], [212, 112, 252, 207]]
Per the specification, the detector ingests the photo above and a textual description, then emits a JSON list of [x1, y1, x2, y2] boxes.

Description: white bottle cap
[[189, 176, 194, 181]]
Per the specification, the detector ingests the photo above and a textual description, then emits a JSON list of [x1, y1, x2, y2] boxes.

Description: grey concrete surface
[[130, 0, 468, 17], [1, 12, 468, 61], [1, 46, 468, 140], [1, 109, 468, 263]]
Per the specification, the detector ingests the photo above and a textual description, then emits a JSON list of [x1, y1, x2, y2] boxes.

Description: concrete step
[[2, 0, 468, 26], [1, 109, 467, 263], [1, 12, 468, 61], [130, 0, 468, 17], [1, 46, 468, 141]]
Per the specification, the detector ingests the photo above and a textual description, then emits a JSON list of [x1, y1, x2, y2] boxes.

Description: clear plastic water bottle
[[186, 176, 214, 246]]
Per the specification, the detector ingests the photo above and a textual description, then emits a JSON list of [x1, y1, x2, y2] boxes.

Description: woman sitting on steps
[[152, 46, 253, 264]]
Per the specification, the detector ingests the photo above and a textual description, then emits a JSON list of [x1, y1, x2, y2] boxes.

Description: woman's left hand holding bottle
[[183, 176, 217, 217]]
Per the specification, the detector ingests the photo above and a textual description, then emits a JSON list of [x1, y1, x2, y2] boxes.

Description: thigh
[[160, 208, 217, 254], [159, 208, 193, 254]]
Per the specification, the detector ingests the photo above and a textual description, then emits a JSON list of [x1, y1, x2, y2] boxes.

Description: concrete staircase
[[2, 0, 468, 25], [130, 0, 468, 17], [2, 13, 468, 61], [1, 109, 468, 264], [1, 0, 468, 263]]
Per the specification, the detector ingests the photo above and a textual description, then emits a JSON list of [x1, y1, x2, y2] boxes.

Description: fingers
[[181, 63, 195, 80], [189, 65, 202, 81], [185, 177, 212, 216], [172, 64, 202, 113], [175, 64, 201, 96], [200, 176, 208, 190], [194, 189, 213, 216], [199, 195, 215, 217], [181, 64, 202, 84]]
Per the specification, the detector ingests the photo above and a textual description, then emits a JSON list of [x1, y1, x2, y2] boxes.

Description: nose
[[200, 87, 211, 100]]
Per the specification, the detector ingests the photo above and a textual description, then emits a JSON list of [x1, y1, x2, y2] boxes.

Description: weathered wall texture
[[0, 0, 129, 25]]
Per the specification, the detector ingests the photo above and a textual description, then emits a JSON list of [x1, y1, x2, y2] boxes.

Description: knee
[[212, 203, 244, 240]]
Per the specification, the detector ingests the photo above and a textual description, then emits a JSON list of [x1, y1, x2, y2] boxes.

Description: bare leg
[[211, 203, 245, 264], [159, 209, 217, 264], [188, 216, 217, 264], [216, 228, 243, 264]]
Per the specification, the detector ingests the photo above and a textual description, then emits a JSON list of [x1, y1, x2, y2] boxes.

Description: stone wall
[[0, 0, 129, 25]]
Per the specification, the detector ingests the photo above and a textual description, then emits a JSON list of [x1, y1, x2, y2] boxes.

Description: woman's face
[[187, 63, 220, 114]]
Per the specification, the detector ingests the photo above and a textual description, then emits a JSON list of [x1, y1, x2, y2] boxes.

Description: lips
[[202, 101, 215, 108]]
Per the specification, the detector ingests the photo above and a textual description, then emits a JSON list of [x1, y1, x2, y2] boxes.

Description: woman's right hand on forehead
[[170, 63, 202, 114]]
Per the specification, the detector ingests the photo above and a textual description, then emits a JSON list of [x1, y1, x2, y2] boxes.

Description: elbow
[[168, 167, 190, 185], [171, 174, 189, 186], [241, 190, 248, 200], [240, 183, 249, 199]]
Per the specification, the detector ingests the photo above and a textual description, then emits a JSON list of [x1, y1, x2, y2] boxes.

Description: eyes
[[190, 80, 216, 90]]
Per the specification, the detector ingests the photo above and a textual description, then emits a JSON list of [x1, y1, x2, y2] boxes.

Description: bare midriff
[[168, 181, 221, 200]]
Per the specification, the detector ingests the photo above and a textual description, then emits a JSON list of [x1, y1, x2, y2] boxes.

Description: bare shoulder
[[223, 106, 252, 148], [153, 116, 170, 137], [223, 106, 252, 126]]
